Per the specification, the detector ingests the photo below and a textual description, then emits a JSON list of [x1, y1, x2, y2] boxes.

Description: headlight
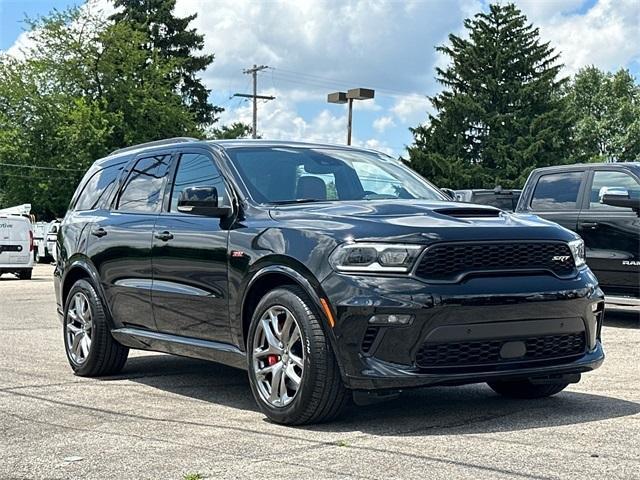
[[329, 243, 423, 273], [568, 239, 586, 267]]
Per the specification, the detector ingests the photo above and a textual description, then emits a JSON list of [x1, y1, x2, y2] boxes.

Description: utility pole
[[233, 65, 275, 139]]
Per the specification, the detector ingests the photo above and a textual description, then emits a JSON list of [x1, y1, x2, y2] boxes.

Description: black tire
[[247, 285, 349, 425], [18, 269, 32, 280], [488, 379, 569, 399], [63, 279, 129, 377]]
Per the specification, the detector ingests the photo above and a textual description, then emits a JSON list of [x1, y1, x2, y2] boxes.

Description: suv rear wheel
[[247, 286, 349, 425], [64, 279, 129, 376], [488, 379, 569, 399]]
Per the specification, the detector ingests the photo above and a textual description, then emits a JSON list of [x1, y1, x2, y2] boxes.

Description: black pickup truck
[[516, 163, 640, 308]]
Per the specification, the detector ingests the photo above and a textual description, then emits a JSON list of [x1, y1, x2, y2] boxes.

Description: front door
[[526, 170, 587, 232], [151, 150, 232, 343], [577, 169, 640, 297]]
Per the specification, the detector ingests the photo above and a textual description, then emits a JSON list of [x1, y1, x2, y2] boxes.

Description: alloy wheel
[[65, 292, 93, 364], [252, 305, 304, 407]]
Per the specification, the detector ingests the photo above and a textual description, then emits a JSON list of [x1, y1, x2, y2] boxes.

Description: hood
[[268, 200, 576, 244]]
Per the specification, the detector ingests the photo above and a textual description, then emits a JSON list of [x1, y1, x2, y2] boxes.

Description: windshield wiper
[[269, 198, 323, 205]]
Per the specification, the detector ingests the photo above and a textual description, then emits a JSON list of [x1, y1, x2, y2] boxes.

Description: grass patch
[[335, 439, 349, 447], [183, 473, 204, 480]]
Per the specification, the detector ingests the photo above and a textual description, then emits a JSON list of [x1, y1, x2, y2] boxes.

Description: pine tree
[[110, 0, 222, 126], [407, 3, 573, 189]]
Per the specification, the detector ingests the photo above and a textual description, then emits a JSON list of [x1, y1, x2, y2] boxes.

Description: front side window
[[169, 153, 227, 212], [531, 172, 583, 211], [225, 147, 444, 204], [74, 162, 125, 211], [589, 170, 640, 209], [117, 155, 171, 213]]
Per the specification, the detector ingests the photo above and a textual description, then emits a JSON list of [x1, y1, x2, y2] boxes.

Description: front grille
[[415, 242, 575, 282], [415, 332, 586, 369]]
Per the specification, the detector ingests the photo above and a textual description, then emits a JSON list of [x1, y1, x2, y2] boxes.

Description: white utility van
[[0, 214, 34, 279]]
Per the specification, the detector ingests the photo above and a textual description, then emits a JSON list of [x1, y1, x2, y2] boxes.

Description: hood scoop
[[434, 207, 501, 218]]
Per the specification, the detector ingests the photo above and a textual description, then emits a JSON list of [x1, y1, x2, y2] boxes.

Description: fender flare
[[62, 256, 115, 328], [240, 264, 339, 354]]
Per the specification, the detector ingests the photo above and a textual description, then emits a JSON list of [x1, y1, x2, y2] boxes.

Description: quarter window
[[74, 162, 125, 211], [531, 172, 583, 211], [170, 153, 227, 212], [589, 170, 640, 209], [117, 155, 171, 213]]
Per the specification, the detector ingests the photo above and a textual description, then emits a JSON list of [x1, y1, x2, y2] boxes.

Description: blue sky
[[2, 0, 639, 156]]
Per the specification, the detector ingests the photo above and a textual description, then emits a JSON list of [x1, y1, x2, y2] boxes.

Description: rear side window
[[589, 170, 640, 209], [169, 153, 227, 212], [531, 172, 583, 211], [117, 155, 171, 213], [74, 163, 125, 211]]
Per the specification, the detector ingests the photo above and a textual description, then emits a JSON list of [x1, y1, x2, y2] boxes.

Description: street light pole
[[327, 88, 375, 146], [347, 97, 353, 145]]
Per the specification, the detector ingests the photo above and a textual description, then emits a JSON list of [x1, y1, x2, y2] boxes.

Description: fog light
[[368, 314, 414, 325]]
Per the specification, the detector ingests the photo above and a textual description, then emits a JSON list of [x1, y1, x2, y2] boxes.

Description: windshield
[[225, 147, 444, 204]]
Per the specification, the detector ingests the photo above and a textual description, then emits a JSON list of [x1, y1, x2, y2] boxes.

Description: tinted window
[[169, 153, 227, 212], [117, 155, 171, 213], [589, 170, 640, 209], [531, 172, 583, 210], [75, 162, 125, 211], [226, 147, 443, 203]]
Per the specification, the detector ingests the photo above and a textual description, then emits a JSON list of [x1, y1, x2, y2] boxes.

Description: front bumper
[[322, 268, 605, 390]]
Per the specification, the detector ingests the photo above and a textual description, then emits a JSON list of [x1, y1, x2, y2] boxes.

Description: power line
[[0, 162, 85, 172], [233, 65, 276, 138], [0, 172, 79, 181], [266, 67, 429, 101]]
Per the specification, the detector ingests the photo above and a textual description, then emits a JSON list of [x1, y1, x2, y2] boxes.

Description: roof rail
[[108, 137, 199, 156]]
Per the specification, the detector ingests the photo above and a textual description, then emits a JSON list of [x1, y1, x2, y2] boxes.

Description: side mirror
[[440, 188, 456, 200], [599, 186, 640, 215], [177, 186, 231, 217], [599, 186, 628, 202]]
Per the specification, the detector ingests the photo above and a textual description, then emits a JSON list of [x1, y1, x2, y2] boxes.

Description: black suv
[[55, 138, 605, 425], [517, 163, 640, 307]]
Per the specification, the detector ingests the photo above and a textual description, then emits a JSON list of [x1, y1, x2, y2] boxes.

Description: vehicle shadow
[[105, 353, 640, 436], [0, 276, 50, 282], [102, 354, 259, 413], [604, 309, 639, 329]]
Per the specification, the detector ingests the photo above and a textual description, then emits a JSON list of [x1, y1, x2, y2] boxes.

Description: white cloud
[[360, 138, 395, 156], [373, 115, 396, 133], [220, 88, 347, 144], [390, 96, 431, 124], [531, 0, 640, 76]]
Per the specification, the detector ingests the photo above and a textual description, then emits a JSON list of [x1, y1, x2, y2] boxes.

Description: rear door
[[150, 149, 232, 343], [85, 152, 172, 330], [0, 216, 31, 268], [524, 169, 588, 232], [577, 168, 640, 296]]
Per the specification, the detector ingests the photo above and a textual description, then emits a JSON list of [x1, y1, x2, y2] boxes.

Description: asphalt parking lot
[[1, 264, 639, 480]]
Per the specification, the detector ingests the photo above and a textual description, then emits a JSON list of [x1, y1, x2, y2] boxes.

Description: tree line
[[407, 3, 640, 189], [0, 1, 638, 218]]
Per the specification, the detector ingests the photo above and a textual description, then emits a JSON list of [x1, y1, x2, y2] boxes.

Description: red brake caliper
[[267, 354, 279, 366]]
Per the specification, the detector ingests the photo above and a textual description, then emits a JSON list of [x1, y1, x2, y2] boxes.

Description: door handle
[[154, 231, 174, 242], [579, 222, 599, 230], [91, 227, 107, 238]]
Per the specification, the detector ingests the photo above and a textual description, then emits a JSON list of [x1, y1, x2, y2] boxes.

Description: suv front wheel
[[63, 279, 129, 376], [247, 286, 349, 425]]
